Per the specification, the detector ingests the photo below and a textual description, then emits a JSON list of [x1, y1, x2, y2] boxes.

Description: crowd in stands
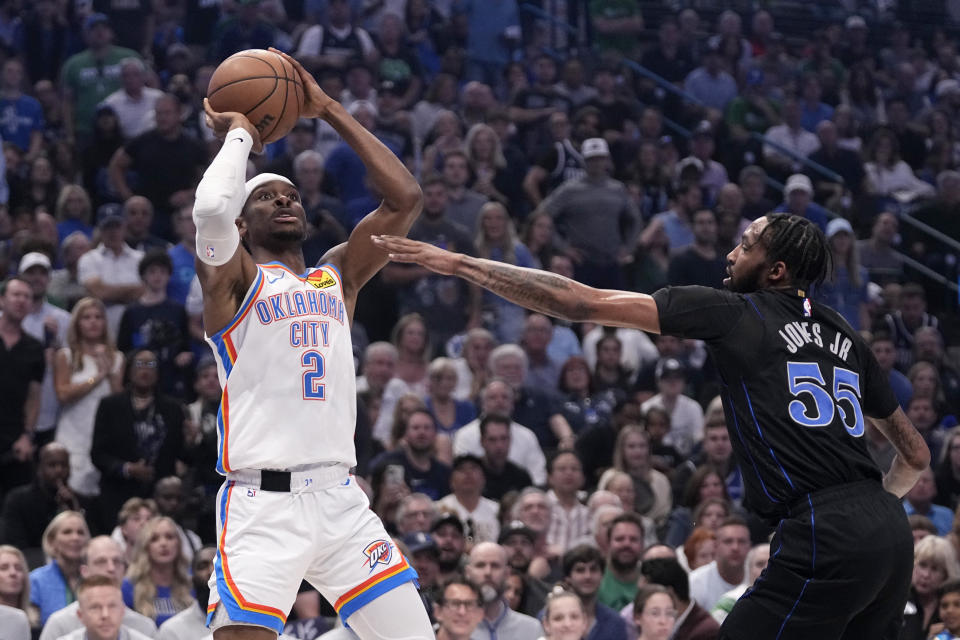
[[1, 0, 960, 638]]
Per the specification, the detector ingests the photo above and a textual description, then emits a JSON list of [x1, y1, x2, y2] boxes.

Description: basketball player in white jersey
[[193, 49, 434, 640]]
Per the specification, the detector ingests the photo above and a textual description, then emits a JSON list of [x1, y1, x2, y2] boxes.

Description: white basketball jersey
[[207, 262, 357, 473]]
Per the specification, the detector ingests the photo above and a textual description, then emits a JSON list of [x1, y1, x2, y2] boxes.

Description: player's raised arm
[[271, 48, 422, 314], [869, 407, 931, 497], [372, 235, 662, 332], [191, 100, 263, 335]]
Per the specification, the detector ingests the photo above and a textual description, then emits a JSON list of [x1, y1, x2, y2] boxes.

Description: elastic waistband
[[226, 463, 351, 492], [787, 479, 883, 517]]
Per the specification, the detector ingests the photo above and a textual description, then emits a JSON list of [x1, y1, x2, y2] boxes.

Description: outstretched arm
[[869, 407, 931, 497], [372, 235, 661, 332], [271, 49, 422, 320]]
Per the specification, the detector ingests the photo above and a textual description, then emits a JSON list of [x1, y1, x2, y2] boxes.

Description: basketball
[[206, 49, 305, 145]]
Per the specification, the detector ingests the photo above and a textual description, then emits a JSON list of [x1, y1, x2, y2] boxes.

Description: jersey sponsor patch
[[362, 539, 392, 574], [307, 271, 337, 289]]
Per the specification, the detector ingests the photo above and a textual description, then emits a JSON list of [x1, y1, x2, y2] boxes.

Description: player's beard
[[726, 261, 766, 293]]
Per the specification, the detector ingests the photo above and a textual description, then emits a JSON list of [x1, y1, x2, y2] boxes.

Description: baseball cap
[[379, 80, 402, 96], [18, 252, 52, 273], [97, 203, 124, 227], [401, 532, 438, 555], [497, 520, 536, 545], [825, 217, 854, 239], [84, 13, 110, 31], [431, 512, 465, 534], [581, 138, 610, 159], [655, 358, 686, 381], [845, 15, 867, 30], [692, 120, 714, 138], [451, 454, 485, 472], [785, 174, 814, 196]]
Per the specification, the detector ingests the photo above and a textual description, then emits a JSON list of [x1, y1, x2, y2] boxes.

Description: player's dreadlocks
[[757, 213, 832, 291]]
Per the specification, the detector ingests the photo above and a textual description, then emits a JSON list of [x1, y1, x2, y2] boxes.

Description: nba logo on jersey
[[803, 298, 812, 318], [362, 540, 392, 573], [205, 245, 216, 259]]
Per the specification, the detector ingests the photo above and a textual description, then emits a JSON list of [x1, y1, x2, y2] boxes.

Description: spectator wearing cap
[[864, 128, 935, 202], [666, 209, 725, 290], [550, 544, 628, 640], [807, 120, 868, 201], [0, 59, 44, 161], [641, 359, 704, 458], [61, 13, 142, 145], [498, 520, 550, 616], [122, 196, 167, 254], [295, 0, 378, 72], [109, 94, 207, 238], [540, 137, 640, 289], [18, 251, 70, 445], [77, 211, 144, 338], [263, 118, 318, 182], [432, 513, 467, 583], [838, 15, 872, 69], [478, 413, 532, 501], [101, 59, 164, 141], [545, 451, 590, 555], [438, 454, 500, 544], [402, 531, 442, 600], [762, 98, 820, 178], [684, 122, 728, 203], [816, 218, 871, 331], [773, 174, 828, 233], [683, 40, 738, 113]]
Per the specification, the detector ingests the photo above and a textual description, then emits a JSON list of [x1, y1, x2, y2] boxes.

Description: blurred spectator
[[663, 466, 730, 551], [683, 41, 737, 113], [425, 357, 475, 437], [857, 211, 903, 284], [666, 209, 724, 290], [116, 250, 192, 398], [14, 155, 59, 214], [522, 110, 588, 208], [53, 297, 124, 500], [609, 424, 671, 524], [544, 451, 588, 554], [403, 531, 442, 603], [816, 218, 870, 331], [520, 211, 556, 269], [881, 282, 940, 372], [0, 277, 42, 494], [710, 543, 770, 625], [29, 510, 90, 625], [763, 99, 820, 177], [102, 59, 163, 141], [438, 454, 499, 543], [295, 0, 378, 71], [0, 59, 43, 161], [39, 536, 156, 640], [357, 341, 398, 400], [81, 105, 125, 202], [0, 443, 79, 550], [629, 584, 677, 640], [432, 512, 467, 583], [442, 149, 487, 232], [773, 174, 827, 233], [688, 517, 748, 611], [684, 122, 728, 204], [109, 498, 156, 566], [474, 203, 534, 343], [122, 196, 167, 253], [91, 349, 186, 528], [457, 0, 520, 93], [65, 575, 153, 640], [642, 181, 701, 254], [498, 521, 548, 616], [371, 408, 451, 500], [597, 512, 644, 612], [641, 17, 693, 85], [19, 0, 69, 85], [808, 120, 867, 201], [108, 94, 206, 238], [478, 413, 531, 501], [76, 212, 144, 338], [798, 74, 833, 133], [885, 97, 928, 170], [915, 327, 960, 414], [639, 556, 719, 640], [164, 205, 196, 307], [0, 545, 33, 636], [396, 493, 436, 536], [376, 14, 423, 110], [464, 122, 515, 210], [151, 477, 201, 565], [936, 427, 960, 511], [264, 119, 318, 182], [433, 574, 484, 639], [737, 166, 774, 222], [154, 546, 215, 640], [554, 59, 596, 108], [464, 542, 541, 640], [683, 527, 716, 572], [911, 170, 960, 257], [864, 129, 935, 202], [557, 544, 627, 640], [510, 55, 572, 152], [641, 359, 703, 458], [450, 328, 495, 403], [520, 314, 559, 391], [903, 535, 960, 640], [54, 186, 94, 244], [908, 397, 947, 463], [209, 0, 276, 62], [421, 109, 464, 179], [905, 468, 954, 536], [120, 516, 193, 626], [61, 14, 141, 145], [870, 332, 913, 411], [557, 356, 614, 439]]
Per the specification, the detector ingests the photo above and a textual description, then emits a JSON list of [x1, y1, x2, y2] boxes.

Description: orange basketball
[[206, 49, 305, 144]]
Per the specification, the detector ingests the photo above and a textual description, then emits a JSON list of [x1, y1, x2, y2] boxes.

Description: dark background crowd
[[1, 0, 960, 638]]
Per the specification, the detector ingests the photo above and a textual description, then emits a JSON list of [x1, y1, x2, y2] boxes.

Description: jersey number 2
[[786, 361, 864, 437], [301, 351, 326, 400]]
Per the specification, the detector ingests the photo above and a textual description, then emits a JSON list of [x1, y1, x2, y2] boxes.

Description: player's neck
[[252, 247, 306, 274]]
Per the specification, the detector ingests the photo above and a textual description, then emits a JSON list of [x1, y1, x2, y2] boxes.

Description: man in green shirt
[[60, 13, 141, 145], [590, 0, 644, 56], [597, 512, 645, 611]]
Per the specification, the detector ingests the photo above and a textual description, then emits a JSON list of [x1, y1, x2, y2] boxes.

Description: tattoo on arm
[[458, 259, 597, 322]]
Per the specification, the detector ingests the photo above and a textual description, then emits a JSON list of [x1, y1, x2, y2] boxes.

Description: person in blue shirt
[[774, 174, 828, 232], [166, 206, 197, 306], [903, 467, 954, 535], [0, 58, 44, 158], [121, 516, 194, 627], [816, 217, 870, 331], [29, 511, 90, 625]]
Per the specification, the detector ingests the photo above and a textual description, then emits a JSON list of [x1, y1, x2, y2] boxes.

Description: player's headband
[[244, 173, 295, 201]]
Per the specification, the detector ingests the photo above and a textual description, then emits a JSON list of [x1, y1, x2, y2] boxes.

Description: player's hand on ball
[[268, 47, 334, 120], [203, 98, 263, 153], [372, 235, 461, 276]]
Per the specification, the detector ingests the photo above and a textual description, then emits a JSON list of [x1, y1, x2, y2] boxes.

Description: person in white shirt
[[0, 603, 29, 640], [76, 212, 144, 339], [453, 380, 547, 485], [763, 98, 820, 175], [155, 547, 215, 640], [688, 517, 750, 611], [55, 575, 153, 640], [102, 59, 164, 140], [40, 536, 156, 640], [438, 455, 500, 544], [640, 359, 704, 457]]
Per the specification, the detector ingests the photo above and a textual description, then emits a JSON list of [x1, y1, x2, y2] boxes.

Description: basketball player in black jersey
[[373, 213, 930, 639]]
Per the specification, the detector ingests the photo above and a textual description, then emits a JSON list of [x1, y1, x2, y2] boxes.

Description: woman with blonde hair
[[903, 535, 960, 640], [610, 425, 672, 525], [464, 123, 510, 206], [474, 202, 536, 342], [0, 545, 38, 629], [29, 510, 89, 625], [53, 297, 124, 497], [54, 184, 93, 242], [122, 517, 193, 626], [425, 357, 476, 437]]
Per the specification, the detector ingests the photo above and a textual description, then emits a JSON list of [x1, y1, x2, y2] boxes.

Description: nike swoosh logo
[[267, 272, 286, 284], [231, 137, 245, 143]]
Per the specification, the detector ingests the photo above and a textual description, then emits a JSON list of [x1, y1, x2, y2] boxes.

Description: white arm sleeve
[[193, 128, 251, 266]]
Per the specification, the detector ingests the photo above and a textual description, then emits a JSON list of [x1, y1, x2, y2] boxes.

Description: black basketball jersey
[[653, 285, 899, 523]]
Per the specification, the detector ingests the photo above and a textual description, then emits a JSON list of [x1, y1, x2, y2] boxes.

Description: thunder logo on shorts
[[363, 540, 393, 574]]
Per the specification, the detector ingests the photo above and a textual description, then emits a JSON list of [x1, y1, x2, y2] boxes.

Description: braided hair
[[757, 213, 832, 291]]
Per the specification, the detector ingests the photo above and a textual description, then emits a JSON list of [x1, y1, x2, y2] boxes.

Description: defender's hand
[[372, 235, 461, 276], [269, 48, 335, 120], [203, 99, 263, 153]]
